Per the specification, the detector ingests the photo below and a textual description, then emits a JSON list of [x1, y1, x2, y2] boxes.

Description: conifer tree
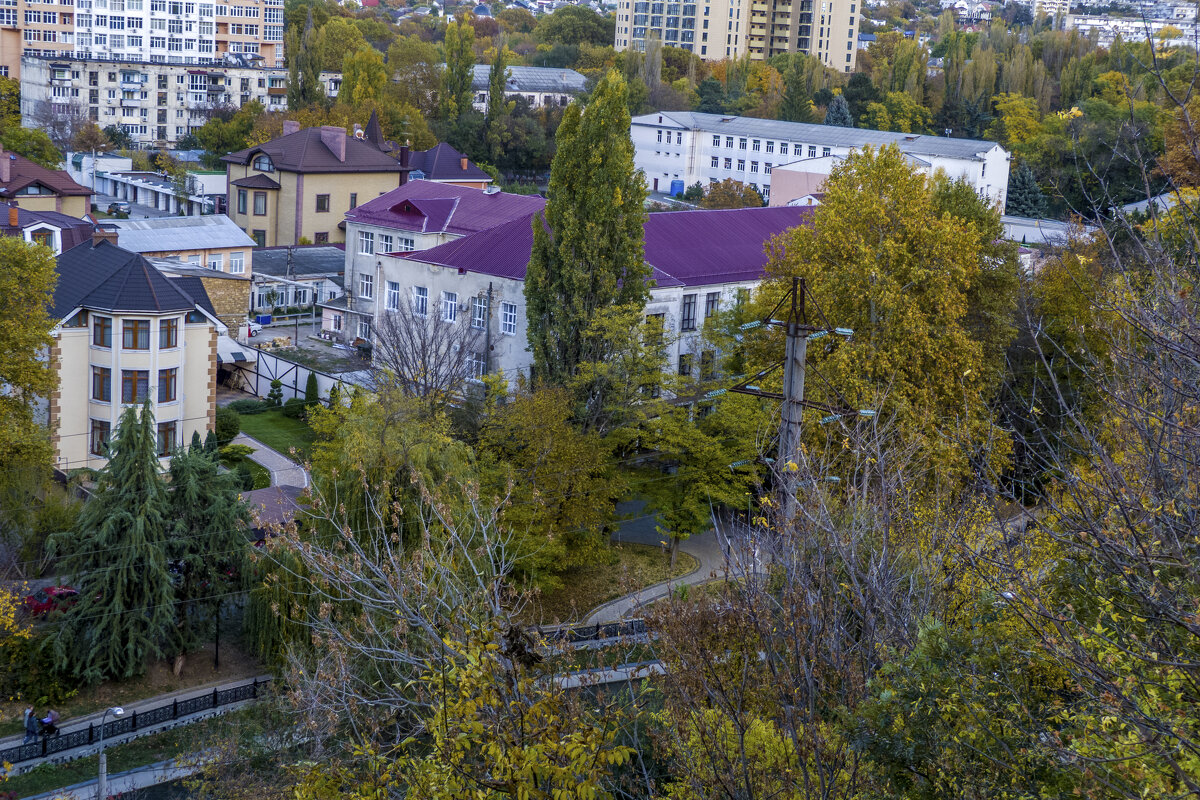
[[304, 372, 319, 407], [525, 69, 648, 387], [50, 402, 176, 683], [485, 43, 514, 163], [1006, 162, 1048, 217], [286, 9, 324, 110], [440, 19, 475, 122], [167, 439, 252, 656], [824, 94, 853, 127], [779, 57, 814, 123]]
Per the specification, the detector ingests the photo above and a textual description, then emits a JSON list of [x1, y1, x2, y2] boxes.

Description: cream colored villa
[[48, 234, 223, 472]]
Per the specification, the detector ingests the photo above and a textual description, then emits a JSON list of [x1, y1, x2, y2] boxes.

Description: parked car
[[247, 320, 263, 336], [107, 202, 131, 215], [24, 586, 79, 616]]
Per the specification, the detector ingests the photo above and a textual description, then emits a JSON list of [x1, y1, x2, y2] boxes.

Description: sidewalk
[[0, 675, 271, 774], [233, 433, 309, 489], [21, 756, 201, 800]]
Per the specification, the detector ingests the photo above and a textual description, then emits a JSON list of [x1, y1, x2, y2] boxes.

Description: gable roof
[[52, 239, 212, 320], [637, 111, 1005, 161], [0, 204, 94, 250], [0, 152, 92, 199], [407, 143, 493, 184], [399, 205, 815, 288], [231, 173, 282, 189], [100, 214, 256, 253], [222, 126, 405, 174], [346, 181, 545, 236]]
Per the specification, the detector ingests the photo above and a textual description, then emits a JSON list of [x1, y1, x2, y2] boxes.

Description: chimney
[[282, 120, 300, 136], [92, 228, 119, 247], [460, 155, 469, 171], [0, 148, 9, 184], [7, 201, 17, 227], [319, 126, 347, 162]]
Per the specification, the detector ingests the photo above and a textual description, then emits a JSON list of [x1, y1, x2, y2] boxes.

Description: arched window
[[252, 154, 274, 172]]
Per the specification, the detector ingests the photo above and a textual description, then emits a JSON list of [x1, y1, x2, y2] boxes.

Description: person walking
[[22, 706, 38, 744]]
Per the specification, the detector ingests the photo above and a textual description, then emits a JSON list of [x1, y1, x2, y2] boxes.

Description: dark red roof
[[222, 126, 404, 174], [347, 181, 545, 236], [0, 204, 94, 250], [0, 152, 91, 198], [231, 173, 281, 189], [407, 143, 492, 184], [400, 206, 815, 288]]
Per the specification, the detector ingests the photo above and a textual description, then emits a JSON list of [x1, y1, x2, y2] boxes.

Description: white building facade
[[633, 110, 1011, 207]]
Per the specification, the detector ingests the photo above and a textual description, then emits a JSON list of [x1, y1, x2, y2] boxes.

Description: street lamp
[[98, 706, 124, 800]]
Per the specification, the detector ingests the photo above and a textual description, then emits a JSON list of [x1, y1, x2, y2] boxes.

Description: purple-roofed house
[[325, 181, 546, 343], [326, 203, 814, 385]]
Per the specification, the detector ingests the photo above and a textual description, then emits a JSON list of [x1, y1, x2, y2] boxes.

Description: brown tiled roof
[[0, 152, 92, 198], [222, 126, 405, 174], [231, 173, 282, 189]]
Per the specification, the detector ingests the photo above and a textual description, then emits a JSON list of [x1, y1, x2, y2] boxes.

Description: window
[[678, 352, 692, 376], [808, 145, 817, 158], [750, 162, 759, 173], [413, 286, 428, 317], [159, 317, 178, 348], [680, 294, 697, 331], [378, 234, 393, 253], [93, 316, 112, 347], [441, 291, 458, 323], [501, 301, 517, 335], [705, 291, 720, 319], [122, 319, 150, 349], [331, 313, 343, 332], [92, 367, 111, 401], [822, 147, 831, 157], [229, 252, 244, 273], [725, 136, 733, 147], [646, 312, 666, 339], [90, 419, 111, 455], [724, 158, 732, 169], [738, 138, 747, 149], [315, 194, 330, 213], [158, 367, 176, 402], [737, 159, 745, 171], [700, 350, 715, 380], [471, 296, 488, 330], [208, 254, 223, 270], [359, 273, 373, 299], [314, 232, 328, 244], [31, 230, 53, 249], [357, 320, 371, 340], [385, 280, 400, 311], [252, 191, 266, 215], [766, 141, 775, 153], [712, 135, 720, 146], [780, 143, 789, 156], [252, 230, 266, 247], [121, 369, 149, 402], [752, 139, 761, 151], [252, 154, 273, 171], [236, 188, 246, 214], [349, 192, 357, 209], [397, 236, 415, 252], [357, 231, 374, 255], [467, 352, 486, 379], [156, 420, 176, 456], [711, 156, 719, 168]]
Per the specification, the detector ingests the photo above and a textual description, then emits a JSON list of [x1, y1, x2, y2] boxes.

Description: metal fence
[[0, 677, 270, 766], [538, 619, 647, 645]]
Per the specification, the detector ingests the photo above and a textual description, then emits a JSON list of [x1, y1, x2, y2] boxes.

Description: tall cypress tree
[[50, 402, 175, 683], [286, 9, 324, 111], [167, 438, 252, 657], [525, 69, 648, 386], [824, 94, 854, 127], [485, 42, 513, 163], [779, 57, 814, 123]]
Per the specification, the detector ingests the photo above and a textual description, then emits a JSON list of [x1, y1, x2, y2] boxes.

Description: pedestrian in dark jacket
[[22, 706, 38, 743]]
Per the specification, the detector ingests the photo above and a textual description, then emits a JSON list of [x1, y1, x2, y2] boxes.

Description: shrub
[[214, 406, 241, 445], [281, 397, 307, 419], [267, 379, 284, 407], [304, 373, 319, 407], [227, 398, 269, 414], [235, 461, 255, 491]]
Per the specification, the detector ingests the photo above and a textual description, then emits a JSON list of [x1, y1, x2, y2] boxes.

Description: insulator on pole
[[858, 409, 876, 418], [740, 320, 763, 330], [820, 414, 840, 424], [835, 328, 854, 337], [705, 389, 727, 398], [808, 330, 828, 341]]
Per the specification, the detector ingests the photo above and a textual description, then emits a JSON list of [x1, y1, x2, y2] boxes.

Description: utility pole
[[722, 277, 864, 523]]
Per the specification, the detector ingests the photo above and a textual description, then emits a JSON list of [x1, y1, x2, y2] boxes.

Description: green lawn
[[237, 410, 316, 461], [220, 455, 270, 489], [523, 543, 699, 625]]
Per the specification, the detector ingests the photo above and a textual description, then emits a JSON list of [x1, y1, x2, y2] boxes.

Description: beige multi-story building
[[20, 54, 341, 147], [47, 232, 223, 472], [0, 0, 284, 81], [614, 0, 859, 70]]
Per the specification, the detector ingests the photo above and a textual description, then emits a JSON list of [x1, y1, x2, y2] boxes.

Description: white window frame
[[358, 231, 374, 255], [359, 273, 373, 300], [471, 296, 488, 330], [229, 251, 244, 273], [500, 301, 517, 335], [385, 280, 400, 311], [441, 291, 457, 323]]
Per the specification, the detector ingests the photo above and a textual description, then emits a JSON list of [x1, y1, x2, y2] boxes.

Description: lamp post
[[97, 706, 124, 800]]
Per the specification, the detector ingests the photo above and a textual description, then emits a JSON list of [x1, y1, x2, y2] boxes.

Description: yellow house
[[222, 119, 407, 248], [0, 149, 92, 217], [48, 234, 222, 472]]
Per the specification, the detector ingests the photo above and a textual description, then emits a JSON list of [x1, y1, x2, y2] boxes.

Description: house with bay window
[[46, 234, 226, 472]]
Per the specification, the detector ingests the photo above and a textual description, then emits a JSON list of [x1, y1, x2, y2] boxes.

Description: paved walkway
[[584, 502, 735, 624], [232, 433, 309, 489], [0, 675, 272, 775]]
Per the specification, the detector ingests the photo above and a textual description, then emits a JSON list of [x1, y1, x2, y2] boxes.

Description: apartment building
[[633, 110, 1010, 207], [20, 54, 341, 147], [614, 0, 860, 70], [1066, 13, 1198, 45], [1, 0, 285, 80]]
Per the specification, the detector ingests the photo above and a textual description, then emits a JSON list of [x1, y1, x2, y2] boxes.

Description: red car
[[24, 586, 79, 616]]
